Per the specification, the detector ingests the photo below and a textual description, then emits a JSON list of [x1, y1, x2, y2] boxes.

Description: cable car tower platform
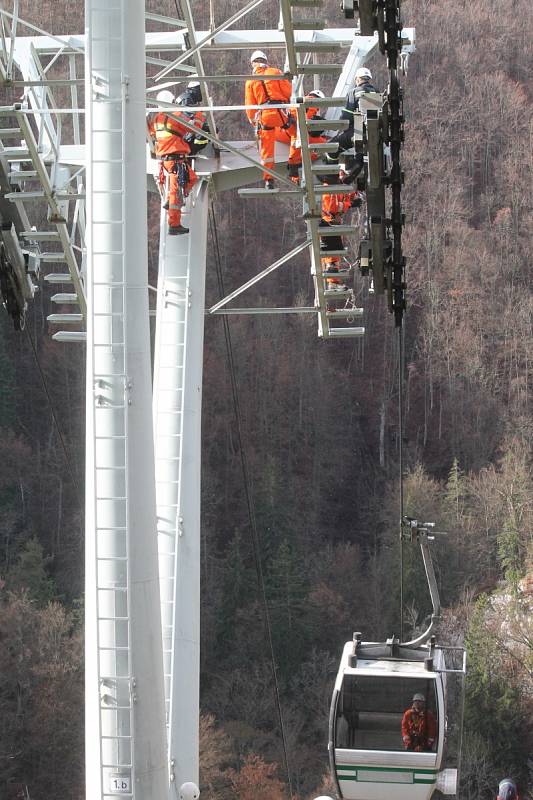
[[0, 2, 416, 799]]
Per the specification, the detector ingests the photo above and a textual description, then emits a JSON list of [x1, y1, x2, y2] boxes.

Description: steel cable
[[209, 205, 294, 799], [25, 321, 84, 511]]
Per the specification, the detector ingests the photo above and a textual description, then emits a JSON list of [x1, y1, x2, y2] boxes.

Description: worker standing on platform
[[245, 50, 292, 189], [147, 89, 199, 236], [175, 81, 211, 156], [286, 89, 328, 185], [326, 66, 379, 172], [320, 175, 362, 291]]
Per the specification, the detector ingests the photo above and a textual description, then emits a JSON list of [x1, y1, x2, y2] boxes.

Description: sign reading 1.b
[[109, 774, 131, 793]]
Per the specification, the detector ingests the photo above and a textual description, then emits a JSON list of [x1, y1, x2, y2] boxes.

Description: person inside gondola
[[401, 693, 437, 752]]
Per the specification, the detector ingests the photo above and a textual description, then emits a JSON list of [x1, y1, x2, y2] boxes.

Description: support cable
[[209, 205, 294, 799], [398, 321, 405, 641], [25, 321, 83, 510]]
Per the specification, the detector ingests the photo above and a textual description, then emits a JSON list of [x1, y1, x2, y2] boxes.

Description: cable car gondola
[[329, 520, 466, 800]]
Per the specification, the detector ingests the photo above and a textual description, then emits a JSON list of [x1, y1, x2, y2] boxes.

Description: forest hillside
[[0, 1, 531, 799]]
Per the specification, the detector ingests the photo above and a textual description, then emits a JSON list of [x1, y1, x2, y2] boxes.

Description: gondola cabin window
[[334, 675, 439, 752]]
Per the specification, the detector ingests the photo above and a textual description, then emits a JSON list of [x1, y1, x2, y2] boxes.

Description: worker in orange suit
[[147, 90, 199, 235], [286, 89, 328, 185], [401, 693, 437, 752], [320, 176, 363, 291], [245, 50, 292, 189]]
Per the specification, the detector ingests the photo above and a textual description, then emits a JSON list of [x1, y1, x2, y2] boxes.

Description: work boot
[[162, 200, 169, 210], [264, 179, 275, 190], [287, 164, 300, 185], [168, 225, 189, 236]]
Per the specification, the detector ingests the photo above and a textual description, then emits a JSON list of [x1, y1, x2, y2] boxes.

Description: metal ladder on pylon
[[86, 2, 135, 795], [0, 105, 87, 337], [152, 207, 190, 728]]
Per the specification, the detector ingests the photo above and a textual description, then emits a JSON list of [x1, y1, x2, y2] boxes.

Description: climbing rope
[[398, 322, 405, 641]]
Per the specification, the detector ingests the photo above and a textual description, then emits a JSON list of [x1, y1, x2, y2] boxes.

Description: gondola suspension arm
[[400, 517, 442, 648]]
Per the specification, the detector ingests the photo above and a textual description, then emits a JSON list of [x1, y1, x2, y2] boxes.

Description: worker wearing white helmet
[[245, 51, 292, 189], [401, 692, 437, 752], [250, 50, 268, 65], [176, 80, 203, 107], [173, 80, 211, 155], [146, 89, 200, 235], [286, 88, 329, 184], [146, 90, 175, 155], [355, 66, 373, 82], [325, 64, 379, 171]]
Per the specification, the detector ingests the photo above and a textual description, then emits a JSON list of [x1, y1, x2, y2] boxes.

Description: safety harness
[[255, 70, 292, 131]]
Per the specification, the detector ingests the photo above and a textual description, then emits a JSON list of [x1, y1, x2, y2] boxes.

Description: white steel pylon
[[153, 183, 209, 797], [84, 1, 167, 798]]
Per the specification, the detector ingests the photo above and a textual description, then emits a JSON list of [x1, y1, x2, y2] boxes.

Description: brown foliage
[[0, 592, 83, 799], [228, 754, 286, 800]]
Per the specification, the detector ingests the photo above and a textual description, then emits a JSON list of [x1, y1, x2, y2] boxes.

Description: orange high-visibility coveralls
[[148, 110, 198, 228], [288, 100, 328, 167], [245, 65, 292, 180], [401, 707, 437, 752], [321, 189, 359, 286]]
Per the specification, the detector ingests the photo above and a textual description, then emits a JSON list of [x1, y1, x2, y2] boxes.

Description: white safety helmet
[[355, 67, 372, 80], [250, 50, 268, 64], [413, 693, 425, 703], [308, 89, 325, 99], [187, 81, 201, 89], [179, 783, 200, 800], [156, 90, 174, 104]]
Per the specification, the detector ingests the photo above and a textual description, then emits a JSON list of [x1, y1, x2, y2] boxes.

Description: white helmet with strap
[[250, 50, 268, 64], [355, 67, 372, 80], [308, 89, 325, 99]]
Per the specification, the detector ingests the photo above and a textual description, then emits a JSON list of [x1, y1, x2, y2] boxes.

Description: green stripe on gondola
[[336, 765, 437, 785], [336, 766, 437, 775]]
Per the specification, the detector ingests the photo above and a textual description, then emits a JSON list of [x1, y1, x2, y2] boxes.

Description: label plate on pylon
[[109, 773, 131, 794]]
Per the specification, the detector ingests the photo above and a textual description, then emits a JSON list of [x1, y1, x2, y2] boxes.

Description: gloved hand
[[183, 132, 195, 144], [282, 111, 294, 129]]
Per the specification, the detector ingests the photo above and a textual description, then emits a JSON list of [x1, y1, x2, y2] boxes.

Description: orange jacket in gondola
[[401, 708, 437, 751]]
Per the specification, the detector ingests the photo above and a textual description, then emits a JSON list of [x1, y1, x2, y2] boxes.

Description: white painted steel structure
[[0, 5, 415, 799], [153, 182, 209, 795], [84, 2, 166, 798]]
